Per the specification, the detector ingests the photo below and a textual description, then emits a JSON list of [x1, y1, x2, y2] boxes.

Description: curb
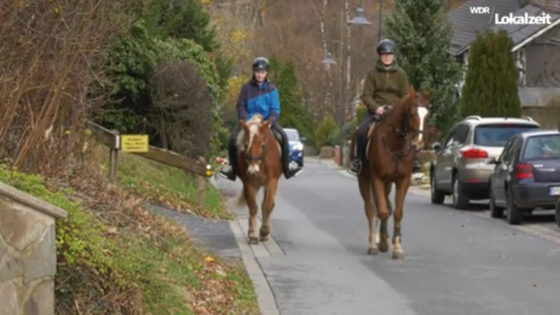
[[229, 219, 280, 315], [211, 177, 280, 315]]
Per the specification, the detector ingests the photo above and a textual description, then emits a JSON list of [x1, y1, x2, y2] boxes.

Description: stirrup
[[348, 160, 362, 176], [219, 164, 236, 180]]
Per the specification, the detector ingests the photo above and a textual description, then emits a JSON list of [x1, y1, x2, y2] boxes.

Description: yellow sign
[[121, 135, 149, 152]]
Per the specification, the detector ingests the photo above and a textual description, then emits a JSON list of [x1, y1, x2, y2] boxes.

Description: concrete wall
[[0, 182, 66, 315]]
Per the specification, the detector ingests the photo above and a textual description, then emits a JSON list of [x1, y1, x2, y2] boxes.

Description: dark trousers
[[228, 122, 291, 178], [356, 112, 376, 162]]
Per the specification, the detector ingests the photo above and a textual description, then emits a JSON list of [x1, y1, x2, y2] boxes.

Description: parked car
[[430, 116, 540, 209], [488, 130, 560, 224], [284, 128, 306, 168]]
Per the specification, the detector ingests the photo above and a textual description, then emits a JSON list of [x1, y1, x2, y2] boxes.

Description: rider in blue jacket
[[221, 57, 301, 180]]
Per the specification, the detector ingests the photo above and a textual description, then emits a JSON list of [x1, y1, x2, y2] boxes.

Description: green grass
[[0, 165, 258, 314], [107, 149, 229, 219]]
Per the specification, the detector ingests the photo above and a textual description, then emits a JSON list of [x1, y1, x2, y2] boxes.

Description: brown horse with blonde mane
[[237, 114, 283, 244], [358, 87, 430, 259]]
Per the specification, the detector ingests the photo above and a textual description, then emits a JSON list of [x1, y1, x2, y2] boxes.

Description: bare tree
[[150, 60, 213, 159]]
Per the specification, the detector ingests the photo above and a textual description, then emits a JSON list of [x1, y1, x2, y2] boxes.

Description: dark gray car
[[488, 130, 560, 224]]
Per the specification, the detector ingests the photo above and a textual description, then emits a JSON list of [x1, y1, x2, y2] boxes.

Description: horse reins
[[377, 106, 420, 178], [244, 128, 269, 163]]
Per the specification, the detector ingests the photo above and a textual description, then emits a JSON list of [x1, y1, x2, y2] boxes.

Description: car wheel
[[489, 189, 504, 218], [506, 188, 522, 225], [430, 174, 445, 204], [452, 175, 469, 210]]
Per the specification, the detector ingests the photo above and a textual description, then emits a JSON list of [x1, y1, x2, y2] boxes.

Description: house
[[448, 0, 560, 127]]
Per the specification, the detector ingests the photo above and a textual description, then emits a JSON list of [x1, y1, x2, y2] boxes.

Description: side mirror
[[431, 142, 442, 151], [300, 137, 307, 143], [487, 157, 500, 165]]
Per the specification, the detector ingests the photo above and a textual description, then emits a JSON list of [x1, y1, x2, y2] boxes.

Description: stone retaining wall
[[0, 182, 67, 315]]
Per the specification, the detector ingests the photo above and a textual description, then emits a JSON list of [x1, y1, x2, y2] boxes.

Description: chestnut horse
[[358, 87, 430, 259], [237, 115, 283, 244]]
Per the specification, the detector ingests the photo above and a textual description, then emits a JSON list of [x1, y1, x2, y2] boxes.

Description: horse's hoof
[[248, 237, 259, 245], [367, 247, 379, 255], [259, 227, 270, 241], [392, 251, 405, 260], [378, 241, 389, 253]]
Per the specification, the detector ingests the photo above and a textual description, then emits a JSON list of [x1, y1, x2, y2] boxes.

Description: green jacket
[[361, 61, 409, 114]]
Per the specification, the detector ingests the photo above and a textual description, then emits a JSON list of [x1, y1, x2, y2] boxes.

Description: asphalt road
[[217, 158, 560, 315]]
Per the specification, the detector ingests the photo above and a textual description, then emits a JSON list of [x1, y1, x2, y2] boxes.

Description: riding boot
[[272, 123, 298, 179], [412, 151, 422, 173], [281, 132, 293, 179], [350, 114, 372, 175]]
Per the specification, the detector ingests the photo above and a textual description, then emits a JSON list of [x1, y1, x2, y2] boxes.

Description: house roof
[[448, 0, 522, 56], [448, 0, 560, 56], [491, 4, 560, 52]]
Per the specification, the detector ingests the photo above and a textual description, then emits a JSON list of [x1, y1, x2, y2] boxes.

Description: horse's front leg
[[372, 176, 389, 253], [244, 184, 259, 244], [392, 175, 411, 259], [260, 179, 279, 241], [358, 171, 378, 255]]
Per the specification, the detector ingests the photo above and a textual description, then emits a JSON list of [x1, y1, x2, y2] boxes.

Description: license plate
[[550, 186, 560, 196]]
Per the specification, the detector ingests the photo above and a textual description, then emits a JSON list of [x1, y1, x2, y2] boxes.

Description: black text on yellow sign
[[121, 135, 149, 152]]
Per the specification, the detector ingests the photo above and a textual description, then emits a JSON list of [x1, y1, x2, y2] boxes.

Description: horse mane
[[236, 114, 264, 150]]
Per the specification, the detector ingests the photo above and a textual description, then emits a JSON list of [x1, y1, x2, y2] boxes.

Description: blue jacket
[[237, 78, 280, 124]]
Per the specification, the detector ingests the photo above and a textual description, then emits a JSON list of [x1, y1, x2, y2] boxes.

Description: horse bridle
[[243, 130, 269, 163], [378, 105, 423, 177]]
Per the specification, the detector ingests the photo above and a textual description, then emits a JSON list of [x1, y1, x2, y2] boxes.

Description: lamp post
[[378, 0, 383, 42], [322, 6, 371, 166]]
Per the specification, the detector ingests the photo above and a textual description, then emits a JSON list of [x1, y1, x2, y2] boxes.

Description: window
[[522, 135, 560, 160], [454, 125, 470, 144], [445, 124, 468, 147], [285, 129, 300, 141], [444, 126, 458, 147], [500, 138, 515, 163], [474, 124, 539, 147]]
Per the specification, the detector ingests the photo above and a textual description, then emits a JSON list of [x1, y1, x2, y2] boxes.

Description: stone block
[[0, 200, 49, 251], [22, 225, 56, 283], [24, 280, 54, 315], [0, 281, 19, 315], [319, 146, 335, 159], [303, 145, 318, 156], [0, 237, 23, 282]]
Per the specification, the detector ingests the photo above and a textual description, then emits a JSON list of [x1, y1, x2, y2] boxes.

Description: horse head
[[239, 115, 270, 176], [402, 87, 431, 149]]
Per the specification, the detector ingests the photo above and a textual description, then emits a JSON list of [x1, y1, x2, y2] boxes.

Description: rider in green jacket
[[350, 39, 421, 174]]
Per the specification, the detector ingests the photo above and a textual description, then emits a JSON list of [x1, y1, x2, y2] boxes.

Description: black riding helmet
[[252, 57, 269, 71], [377, 39, 395, 55]]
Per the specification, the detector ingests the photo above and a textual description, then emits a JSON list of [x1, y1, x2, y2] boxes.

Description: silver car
[[430, 116, 540, 209]]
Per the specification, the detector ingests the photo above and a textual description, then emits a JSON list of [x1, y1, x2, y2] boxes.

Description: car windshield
[[285, 129, 300, 141], [474, 124, 538, 147], [523, 134, 560, 160]]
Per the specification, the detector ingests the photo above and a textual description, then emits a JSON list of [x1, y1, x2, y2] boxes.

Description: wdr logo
[[470, 6, 491, 14]]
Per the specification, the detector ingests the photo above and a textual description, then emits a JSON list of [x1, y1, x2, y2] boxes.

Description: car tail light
[[516, 163, 533, 179], [462, 148, 488, 159]]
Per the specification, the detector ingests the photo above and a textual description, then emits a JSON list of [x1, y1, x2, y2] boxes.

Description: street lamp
[[378, 0, 383, 42], [349, 5, 371, 25], [322, 7, 371, 166], [321, 52, 337, 65]]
